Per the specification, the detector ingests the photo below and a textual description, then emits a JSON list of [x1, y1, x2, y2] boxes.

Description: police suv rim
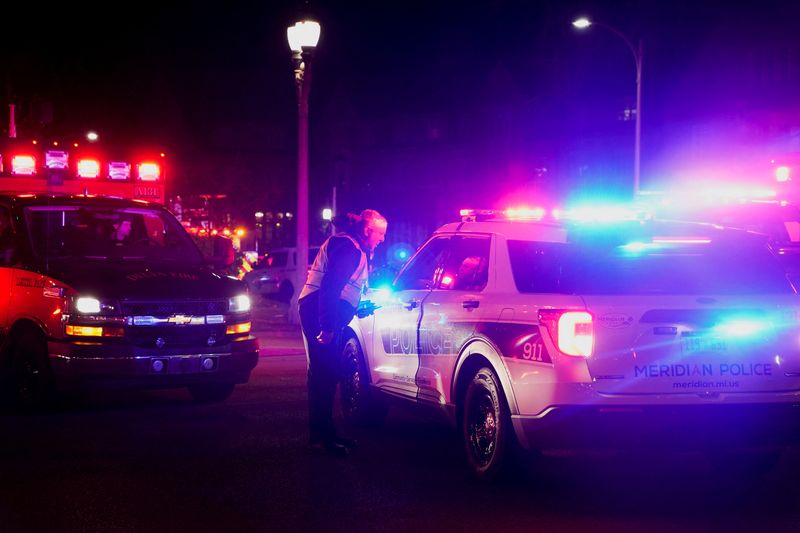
[[341, 339, 362, 418], [467, 385, 498, 466]]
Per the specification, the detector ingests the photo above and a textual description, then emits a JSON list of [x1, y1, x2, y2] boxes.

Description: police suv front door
[[416, 234, 491, 405], [370, 236, 449, 400]]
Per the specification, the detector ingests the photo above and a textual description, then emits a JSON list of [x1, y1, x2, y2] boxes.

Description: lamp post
[[287, 20, 321, 321], [573, 17, 643, 196]]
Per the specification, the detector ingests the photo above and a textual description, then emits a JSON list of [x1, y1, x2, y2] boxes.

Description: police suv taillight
[[538, 309, 594, 357]]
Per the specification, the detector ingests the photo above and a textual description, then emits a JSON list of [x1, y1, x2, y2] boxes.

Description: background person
[[298, 209, 388, 456]]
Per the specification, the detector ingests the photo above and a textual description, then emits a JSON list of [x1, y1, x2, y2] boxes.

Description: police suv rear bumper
[[512, 403, 800, 451], [48, 337, 259, 391]]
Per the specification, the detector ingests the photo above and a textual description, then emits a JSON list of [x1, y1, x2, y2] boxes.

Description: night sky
[[2, 1, 799, 227]]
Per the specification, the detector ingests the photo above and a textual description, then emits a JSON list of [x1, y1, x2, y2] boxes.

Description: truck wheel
[[188, 383, 235, 403], [462, 367, 512, 481], [10, 330, 55, 411], [278, 282, 294, 303], [340, 336, 387, 426]]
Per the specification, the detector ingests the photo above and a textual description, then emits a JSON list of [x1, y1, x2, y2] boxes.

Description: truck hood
[[45, 260, 245, 300]]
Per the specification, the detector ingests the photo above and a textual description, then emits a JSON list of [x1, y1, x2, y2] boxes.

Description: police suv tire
[[340, 336, 387, 427], [462, 367, 513, 481], [188, 383, 235, 403], [9, 330, 55, 411]]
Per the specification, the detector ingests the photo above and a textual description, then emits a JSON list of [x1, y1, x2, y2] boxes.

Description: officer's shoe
[[308, 440, 349, 457]]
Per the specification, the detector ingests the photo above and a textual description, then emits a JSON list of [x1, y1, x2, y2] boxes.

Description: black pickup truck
[[0, 193, 259, 408]]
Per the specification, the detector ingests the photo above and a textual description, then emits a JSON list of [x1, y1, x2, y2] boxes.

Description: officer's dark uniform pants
[[299, 293, 352, 444]]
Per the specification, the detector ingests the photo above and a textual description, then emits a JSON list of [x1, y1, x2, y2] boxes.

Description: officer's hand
[[316, 331, 335, 345]]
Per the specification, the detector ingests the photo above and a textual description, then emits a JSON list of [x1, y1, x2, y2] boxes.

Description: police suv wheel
[[10, 331, 55, 411], [463, 367, 511, 480], [188, 383, 235, 403], [340, 336, 386, 427]]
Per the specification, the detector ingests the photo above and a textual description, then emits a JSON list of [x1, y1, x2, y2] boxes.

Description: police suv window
[[394, 236, 450, 291], [437, 235, 490, 291]]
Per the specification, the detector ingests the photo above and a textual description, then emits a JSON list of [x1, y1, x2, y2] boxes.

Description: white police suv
[[339, 207, 800, 479]]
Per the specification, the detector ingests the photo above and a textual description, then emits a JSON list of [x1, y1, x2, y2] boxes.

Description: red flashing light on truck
[[0, 139, 166, 204]]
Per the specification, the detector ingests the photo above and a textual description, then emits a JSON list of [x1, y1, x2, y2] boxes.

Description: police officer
[[298, 209, 388, 456]]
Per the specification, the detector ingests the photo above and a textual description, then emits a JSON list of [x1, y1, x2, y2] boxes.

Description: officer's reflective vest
[[299, 234, 368, 307]]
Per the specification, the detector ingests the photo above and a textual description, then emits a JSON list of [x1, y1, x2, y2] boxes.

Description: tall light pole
[[287, 20, 321, 322], [573, 17, 643, 196]]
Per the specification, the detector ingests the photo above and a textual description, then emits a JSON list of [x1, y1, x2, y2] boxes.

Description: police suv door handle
[[403, 299, 419, 310], [462, 300, 480, 310]]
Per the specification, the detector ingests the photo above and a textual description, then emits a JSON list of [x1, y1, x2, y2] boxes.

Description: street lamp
[[287, 19, 320, 321], [573, 17, 643, 196]]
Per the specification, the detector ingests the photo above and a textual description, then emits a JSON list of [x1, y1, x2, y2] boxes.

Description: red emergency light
[[45, 151, 69, 170], [137, 162, 161, 181], [77, 159, 101, 179], [108, 161, 131, 181], [11, 155, 37, 175]]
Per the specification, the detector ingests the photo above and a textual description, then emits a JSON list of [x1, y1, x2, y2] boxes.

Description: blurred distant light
[[775, 166, 791, 182], [86, 131, 99, 142], [322, 208, 332, 221], [572, 17, 592, 29]]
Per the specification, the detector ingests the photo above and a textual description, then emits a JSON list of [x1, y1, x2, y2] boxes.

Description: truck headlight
[[73, 296, 118, 314], [75, 297, 101, 314], [229, 294, 251, 313]]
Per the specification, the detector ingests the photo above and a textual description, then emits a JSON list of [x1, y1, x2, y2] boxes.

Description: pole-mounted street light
[[287, 19, 320, 321], [573, 17, 643, 196]]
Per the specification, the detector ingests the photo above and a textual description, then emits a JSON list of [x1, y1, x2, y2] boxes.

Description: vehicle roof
[[0, 193, 161, 210]]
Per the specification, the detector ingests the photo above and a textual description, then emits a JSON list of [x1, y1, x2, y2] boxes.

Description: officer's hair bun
[[332, 213, 361, 231]]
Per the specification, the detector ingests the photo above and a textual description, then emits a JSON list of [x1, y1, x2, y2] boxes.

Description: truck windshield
[[25, 205, 204, 264]]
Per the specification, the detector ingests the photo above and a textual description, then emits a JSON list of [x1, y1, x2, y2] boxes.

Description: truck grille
[[121, 300, 228, 316]]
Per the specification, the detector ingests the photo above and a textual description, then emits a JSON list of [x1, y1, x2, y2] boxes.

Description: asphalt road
[[1, 298, 799, 532]]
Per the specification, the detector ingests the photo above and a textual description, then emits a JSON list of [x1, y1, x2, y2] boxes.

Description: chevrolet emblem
[[168, 314, 193, 325]]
